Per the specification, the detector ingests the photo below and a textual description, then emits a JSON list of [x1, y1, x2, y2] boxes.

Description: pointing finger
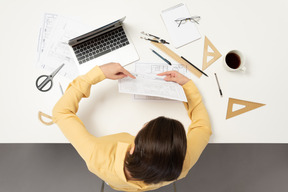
[[120, 68, 136, 79], [157, 71, 173, 76]]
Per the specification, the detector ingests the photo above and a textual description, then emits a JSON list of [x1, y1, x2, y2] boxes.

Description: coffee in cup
[[223, 50, 246, 71]]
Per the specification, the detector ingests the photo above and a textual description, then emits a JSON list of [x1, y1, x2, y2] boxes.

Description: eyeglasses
[[175, 16, 201, 27]]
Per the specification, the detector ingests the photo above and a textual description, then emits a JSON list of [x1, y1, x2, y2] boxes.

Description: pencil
[[59, 82, 64, 95], [150, 48, 171, 65], [214, 73, 223, 96], [181, 56, 208, 77]]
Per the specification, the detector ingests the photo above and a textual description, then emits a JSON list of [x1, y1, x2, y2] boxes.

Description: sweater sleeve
[[179, 80, 212, 178], [52, 66, 106, 162]]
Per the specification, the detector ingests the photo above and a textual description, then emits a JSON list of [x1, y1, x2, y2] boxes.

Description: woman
[[53, 63, 211, 191]]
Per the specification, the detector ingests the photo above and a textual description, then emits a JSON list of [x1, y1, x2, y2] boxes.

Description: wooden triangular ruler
[[202, 36, 222, 70], [226, 98, 265, 119], [151, 41, 202, 78]]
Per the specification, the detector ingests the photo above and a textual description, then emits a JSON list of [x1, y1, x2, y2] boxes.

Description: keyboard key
[[120, 38, 128, 43], [78, 56, 85, 61]]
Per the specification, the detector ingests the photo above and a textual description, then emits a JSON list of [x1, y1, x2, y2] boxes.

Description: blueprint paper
[[118, 73, 187, 102], [37, 13, 90, 79]]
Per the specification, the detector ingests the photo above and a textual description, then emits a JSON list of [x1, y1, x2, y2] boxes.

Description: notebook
[[161, 3, 201, 48]]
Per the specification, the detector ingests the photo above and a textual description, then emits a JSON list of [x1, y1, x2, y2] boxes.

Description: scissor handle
[[36, 75, 53, 92]]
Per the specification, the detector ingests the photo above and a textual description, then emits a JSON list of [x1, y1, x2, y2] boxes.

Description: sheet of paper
[[37, 13, 90, 79], [133, 94, 172, 101], [37, 13, 58, 60], [133, 63, 192, 100], [118, 73, 187, 102], [135, 62, 192, 78], [161, 3, 201, 48]]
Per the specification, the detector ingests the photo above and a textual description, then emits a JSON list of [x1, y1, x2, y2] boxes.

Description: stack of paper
[[118, 63, 192, 102], [119, 73, 187, 102], [37, 13, 90, 79]]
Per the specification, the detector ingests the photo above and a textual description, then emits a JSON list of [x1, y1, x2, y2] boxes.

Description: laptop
[[68, 17, 139, 74]]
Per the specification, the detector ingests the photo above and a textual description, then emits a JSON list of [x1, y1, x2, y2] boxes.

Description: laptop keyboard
[[72, 27, 130, 64]]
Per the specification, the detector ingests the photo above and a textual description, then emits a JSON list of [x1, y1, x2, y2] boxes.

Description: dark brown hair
[[125, 116, 187, 184]]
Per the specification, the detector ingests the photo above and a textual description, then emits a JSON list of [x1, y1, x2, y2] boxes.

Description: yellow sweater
[[53, 66, 211, 191]]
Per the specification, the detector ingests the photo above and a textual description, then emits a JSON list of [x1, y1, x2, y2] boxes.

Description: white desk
[[1, 0, 288, 143]]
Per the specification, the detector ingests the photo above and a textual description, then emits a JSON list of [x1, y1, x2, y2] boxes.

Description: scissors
[[36, 63, 65, 92]]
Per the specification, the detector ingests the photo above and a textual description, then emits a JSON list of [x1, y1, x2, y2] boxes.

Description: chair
[[99, 180, 177, 192]]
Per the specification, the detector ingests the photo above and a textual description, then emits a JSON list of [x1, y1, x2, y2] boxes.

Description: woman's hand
[[157, 71, 190, 86], [99, 63, 135, 80]]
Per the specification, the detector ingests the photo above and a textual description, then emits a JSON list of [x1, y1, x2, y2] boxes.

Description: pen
[[181, 56, 208, 77], [59, 82, 64, 95], [214, 73, 223, 96], [150, 48, 171, 65], [141, 37, 159, 43]]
